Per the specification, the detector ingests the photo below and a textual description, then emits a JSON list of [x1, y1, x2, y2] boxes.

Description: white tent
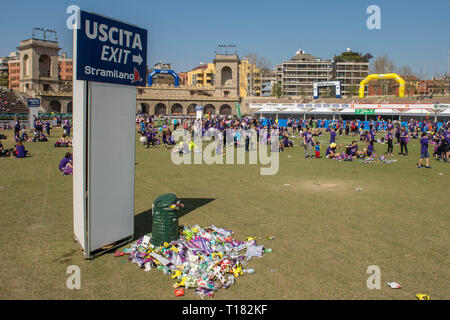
[[279, 105, 303, 114]]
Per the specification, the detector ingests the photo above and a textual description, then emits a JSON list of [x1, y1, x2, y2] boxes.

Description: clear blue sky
[[1, 0, 449, 77]]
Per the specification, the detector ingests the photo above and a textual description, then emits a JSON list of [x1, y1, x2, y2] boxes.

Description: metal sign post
[[73, 10, 147, 258]]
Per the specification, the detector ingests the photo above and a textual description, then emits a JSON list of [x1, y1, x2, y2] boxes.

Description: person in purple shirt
[[386, 128, 394, 156], [329, 128, 336, 144], [363, 141, 374, 157], [325, 143, 340, 159], [13, 140, 27, 158], [418, 133, 431, 169], [395, 125, 401, 144], [303, 128, 315, 158], [345, 141, 358, 158], [59, 152, 73, 172], [399, 126, 409, 156], [387, 120, 394, 132], [444, 129, 450, 160]]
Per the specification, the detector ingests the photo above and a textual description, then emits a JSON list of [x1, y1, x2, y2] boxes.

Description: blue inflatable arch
[[148, 69, 180, 87]]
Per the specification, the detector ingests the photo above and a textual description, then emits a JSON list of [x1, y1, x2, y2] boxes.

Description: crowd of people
[[1, 114, 449, 172], [136, 114, 450, 168], [0, 117, 73, 163]]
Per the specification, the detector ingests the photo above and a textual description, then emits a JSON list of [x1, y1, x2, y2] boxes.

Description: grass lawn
[[0, 127, 449, 300]]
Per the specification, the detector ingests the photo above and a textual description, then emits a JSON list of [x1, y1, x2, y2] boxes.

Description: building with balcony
[[239, 58, 261, 97], [261, 71, 276, 97], [187, 62, 215, 87], [276, 49, 333, 97], [333, 49, 370, 97], [6, 52, 20, 90]]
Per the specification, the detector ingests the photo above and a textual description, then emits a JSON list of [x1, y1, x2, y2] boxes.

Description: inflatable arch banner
[[359, 73, 405, 98], [313, 81, 341, 99], [148, 69, 180, 87]]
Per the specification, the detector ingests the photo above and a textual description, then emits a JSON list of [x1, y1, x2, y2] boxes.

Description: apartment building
[[334, 49, 369, 96], [276, 49, 333, 96]]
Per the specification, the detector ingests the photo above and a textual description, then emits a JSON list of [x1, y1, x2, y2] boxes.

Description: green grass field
[[0, 127, 449, 300]]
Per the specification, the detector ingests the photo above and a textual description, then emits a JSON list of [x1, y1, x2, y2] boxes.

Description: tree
[[299, 87, 307, 100], [397, 65, 414, 77], [271, 82, 284, 99], [371, 55, 396, 97], [243, 53, 272, 72], [406, 82, 414, 97], [370, 54, 395, 74], [243, 53, 272, 97], [348, 84, 358, 98], [439, 81, 446, 96]]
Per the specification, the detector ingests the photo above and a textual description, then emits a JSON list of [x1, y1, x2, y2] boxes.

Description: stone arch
[[221, 66, 232, 86], [171, 103, 183, 115], [155, 103, 167, 115], [39, 54, 51, 77], [204, 104, 216, 115], [49, 100, 61, 113], [138, 102, 150, 114], [187, 104, 197, 115], [67, 101, 73, 113], [23, 54, 29, 77], [219, 104, 232, 115]]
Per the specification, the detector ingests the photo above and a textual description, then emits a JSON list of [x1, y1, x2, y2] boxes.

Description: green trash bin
[[151, 193, 180, 246]]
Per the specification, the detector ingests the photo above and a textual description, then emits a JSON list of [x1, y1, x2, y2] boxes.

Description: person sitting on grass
[[39, 133, 48, 142], [55, 134, 71, 147], [362, 140, 374, 157], [13, 140, 28, 158], [345, 141, 359, 159], [281, 131, 293, 148], [0, 141, 10, 157], [21, 131, 29, 142], [59, 152, 73, 175], [325, 143, 340, 159], [418, 132, 431, 169]]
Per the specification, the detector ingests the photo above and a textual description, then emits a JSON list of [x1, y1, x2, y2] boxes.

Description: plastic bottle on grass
[[243, 268, 255, 274]]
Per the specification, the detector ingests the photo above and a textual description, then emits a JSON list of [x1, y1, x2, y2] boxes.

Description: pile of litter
[[115, 224, 272, 298], [358, 154, 398, 164]]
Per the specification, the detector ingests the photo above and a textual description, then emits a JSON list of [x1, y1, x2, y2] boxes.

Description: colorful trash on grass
[[116, 224, 270, 298]]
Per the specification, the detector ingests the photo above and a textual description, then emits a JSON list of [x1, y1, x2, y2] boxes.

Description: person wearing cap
[[326, 143, 339, 159]]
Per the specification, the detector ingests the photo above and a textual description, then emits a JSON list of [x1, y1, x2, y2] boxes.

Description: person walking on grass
[[303, 127, 315, 158], [386, 128, 394, 156], [399, 126, 409, 156], [418, 132, 431, 169]]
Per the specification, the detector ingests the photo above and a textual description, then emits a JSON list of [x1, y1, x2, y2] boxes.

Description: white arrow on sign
[[132, 54, 143, 65]]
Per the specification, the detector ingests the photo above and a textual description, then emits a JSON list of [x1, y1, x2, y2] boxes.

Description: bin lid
[[153, 193, 177, 208]]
